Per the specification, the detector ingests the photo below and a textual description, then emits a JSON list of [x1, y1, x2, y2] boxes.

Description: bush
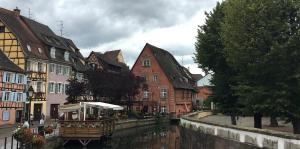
[[13, 127, 33, 143]]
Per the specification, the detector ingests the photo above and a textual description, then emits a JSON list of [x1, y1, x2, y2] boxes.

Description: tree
[[86, 70, 144, 111], [195, 2, 240, 125], [65, 78, 86, 103], [222, 0, 300, 132]]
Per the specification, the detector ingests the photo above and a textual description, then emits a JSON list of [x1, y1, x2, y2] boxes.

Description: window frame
[[160, 88, 168, 99]]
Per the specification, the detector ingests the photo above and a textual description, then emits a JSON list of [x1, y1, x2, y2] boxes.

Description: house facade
[[86, 50, 128, 72], [193, 74, 212, 109], [131, 43, 197, 118], [0, 8, 87, 121], [0, 8, 49, 121], [0, 50, 27, 125]]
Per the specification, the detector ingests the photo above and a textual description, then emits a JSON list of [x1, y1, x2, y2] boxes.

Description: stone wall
[[115, 117, 169, 131], [181, 112, 300, 149]]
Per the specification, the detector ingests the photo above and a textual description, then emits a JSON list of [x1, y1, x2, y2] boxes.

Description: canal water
[[62, 124, 260, 149]]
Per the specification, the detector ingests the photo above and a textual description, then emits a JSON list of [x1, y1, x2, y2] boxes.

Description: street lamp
[[27, 86, 34, 126]]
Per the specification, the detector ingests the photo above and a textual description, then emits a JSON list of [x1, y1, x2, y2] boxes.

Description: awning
[[59, 102, 124, 112], [59, 104, 82, 112], [83, 102, 124, 110]]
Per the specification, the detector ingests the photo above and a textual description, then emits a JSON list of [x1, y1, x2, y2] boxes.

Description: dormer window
[[64, 51, 70, 61], [50, 47, 56, 58], [38, 48, 42, 53], [27, 45, 31, 52], [142, 59, 151, 67], [70, 46, 76, 52]]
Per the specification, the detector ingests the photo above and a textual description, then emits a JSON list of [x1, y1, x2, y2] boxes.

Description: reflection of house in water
[[107, 125, 181, 149]]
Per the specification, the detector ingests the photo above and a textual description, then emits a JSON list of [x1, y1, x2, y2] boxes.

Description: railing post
[[11, 136, 14, 149], [4, 137, 7, 149]]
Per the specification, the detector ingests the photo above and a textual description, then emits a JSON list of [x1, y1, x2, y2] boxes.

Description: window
[[44, 36, 52, 43], [64, 84, 69, 94], [56, 65, 63, 75], [49, 82, 55, 93], [17, 93, 23, 102], [38, 62, 43, 72], [50, 64, 55, 73], [153, 74, 158, 82], [65, 67, 70, 76], [2, 111, 9, 121], [0, 26, 5, 33], [143, 90, 150, 99], [4, 92, 10, 101], [160, 89, 168, 99], [26, 61, 31, 71], [57, 83, 63, 93], [142, 59, 151, 67], [5, 73, 12, 82], [64, 52, 70, 61], [27, 44, 31, 52], [50, 47, 56, 58], [161, 106, 166, 113], [38, 48, 42, 53], [17, 74, 24, 84], [142, 75, 148, 82], [37, 82, 42, 92]]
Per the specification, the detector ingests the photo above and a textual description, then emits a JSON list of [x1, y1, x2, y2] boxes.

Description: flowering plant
[[44, 126, 54, 134], [13, 127, 33, 143]]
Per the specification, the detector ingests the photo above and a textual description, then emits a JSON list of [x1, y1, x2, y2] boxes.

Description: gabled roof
[[21, 17, 69, 50], [0, 8, 48, 60], [197, 74, 213, 87], [88, 50, 129, 72], [192, 74, 203, 81], [104, 50, 121, 62], [0, 50, 23, 73], [144, 43, 196, 90]]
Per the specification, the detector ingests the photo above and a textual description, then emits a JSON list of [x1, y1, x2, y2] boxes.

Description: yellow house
[[0, 8, 48, 120]]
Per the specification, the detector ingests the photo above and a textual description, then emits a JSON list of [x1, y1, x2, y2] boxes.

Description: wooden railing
[[59, 119, 115, 138]]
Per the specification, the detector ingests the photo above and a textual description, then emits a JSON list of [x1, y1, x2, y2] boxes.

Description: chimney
[[13, 7, 21, 16]]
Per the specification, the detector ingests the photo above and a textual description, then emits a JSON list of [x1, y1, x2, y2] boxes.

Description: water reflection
[[62, 124, 259, 149]]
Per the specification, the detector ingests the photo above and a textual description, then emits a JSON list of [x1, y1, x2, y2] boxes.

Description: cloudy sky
[[1, 0, 220, 74]]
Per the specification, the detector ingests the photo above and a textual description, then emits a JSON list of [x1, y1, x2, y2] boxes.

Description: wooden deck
[[59, 119, 115, 146]]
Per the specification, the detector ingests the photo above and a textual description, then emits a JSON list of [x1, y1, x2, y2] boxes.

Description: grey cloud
[[0, 0, 218, 49]]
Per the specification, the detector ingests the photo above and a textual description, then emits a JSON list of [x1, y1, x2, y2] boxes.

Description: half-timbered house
[[0, 8, 48, 121], [86, 50, 129, 72], [0, 50, 27, 125]]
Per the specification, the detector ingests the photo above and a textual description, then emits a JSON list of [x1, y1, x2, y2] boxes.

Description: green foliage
[[65, 78, 86, 103], [195, 2, 240, 117], [222, 0, 300, 116]]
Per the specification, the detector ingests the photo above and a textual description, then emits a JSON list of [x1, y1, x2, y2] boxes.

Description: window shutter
[[23, 75, 27, 84], [23, 93, 27, 102], [14, 92, 17, 101], [15, 74, 19, 84], [9, 92, 13, 101], [1, 91, 5, 101], [55, 83, 58, 93], [2, 72, 6, 82], [48, 83, 51, 93], [56, 65, 59, 75], [10, 73, 16, 83]]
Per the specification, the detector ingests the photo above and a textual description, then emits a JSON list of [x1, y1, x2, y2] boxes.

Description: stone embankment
[[180, 111, 300, 149]]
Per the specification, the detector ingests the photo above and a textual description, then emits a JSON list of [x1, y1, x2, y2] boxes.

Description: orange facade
[[131, 44, 194, 118], [197, 87, 212, 101]]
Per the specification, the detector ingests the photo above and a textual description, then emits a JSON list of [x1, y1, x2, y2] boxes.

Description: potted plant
[[32, 134, 45, 149]]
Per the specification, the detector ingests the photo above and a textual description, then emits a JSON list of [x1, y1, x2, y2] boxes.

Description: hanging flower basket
[[13, 127, 33, 143]]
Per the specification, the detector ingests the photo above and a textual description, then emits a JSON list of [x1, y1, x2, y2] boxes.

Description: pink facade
[[46, 63, 70, 120], [0, 70, 26, 126]]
